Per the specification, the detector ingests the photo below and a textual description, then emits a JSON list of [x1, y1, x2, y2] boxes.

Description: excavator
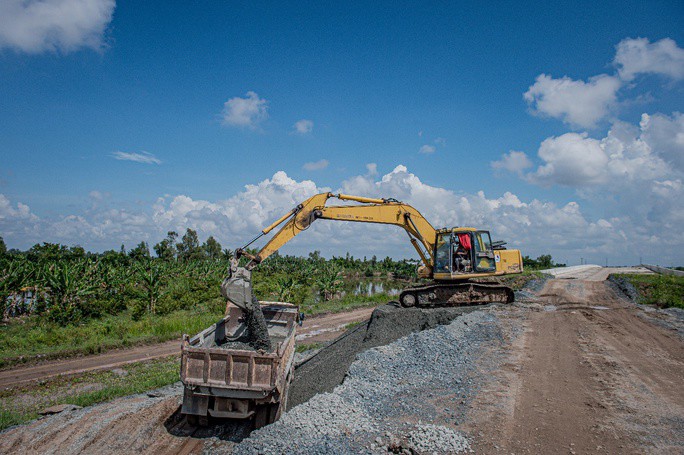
[[221, 192, 523, 319]]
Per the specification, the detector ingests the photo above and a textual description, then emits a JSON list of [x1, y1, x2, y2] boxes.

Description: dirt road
[[0, 306, 374, 390], [468, 267, 684, 454]]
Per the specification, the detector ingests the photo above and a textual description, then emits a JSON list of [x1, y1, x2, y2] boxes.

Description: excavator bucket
[[220, 261, 253, 312], [220, 259, 272, 351]]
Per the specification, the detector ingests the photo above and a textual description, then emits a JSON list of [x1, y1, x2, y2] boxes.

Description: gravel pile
[[232, 309, 505, 454], [288, 303, 482, 408], [514, 274, 551, 302], [405, 424, 471, 453], [607, 274, 640, 302]]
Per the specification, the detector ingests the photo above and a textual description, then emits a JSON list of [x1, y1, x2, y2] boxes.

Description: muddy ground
[[1, 266, 683, 454]]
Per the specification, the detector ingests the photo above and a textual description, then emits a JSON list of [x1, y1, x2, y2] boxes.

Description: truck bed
[[180, 302, 298, 424]]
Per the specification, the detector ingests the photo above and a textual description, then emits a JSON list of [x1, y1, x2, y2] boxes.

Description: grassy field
[[0, 356, 179, 431], [0, 272, 542, 370], [0, 290, 396, 369], [615, 273, 684, 309], [0, 301, 225, 369]]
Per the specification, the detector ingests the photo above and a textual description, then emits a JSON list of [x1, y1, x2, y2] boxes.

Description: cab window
[[434, 234, 452, 272], [474, 231, 495, 272]]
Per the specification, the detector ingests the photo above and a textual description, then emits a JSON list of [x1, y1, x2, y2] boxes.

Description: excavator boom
[[228, 192, 522, 309], [237, 193, 437, 276]]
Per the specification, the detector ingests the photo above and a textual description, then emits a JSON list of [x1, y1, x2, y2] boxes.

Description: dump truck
[[180, 301, 298, 428]]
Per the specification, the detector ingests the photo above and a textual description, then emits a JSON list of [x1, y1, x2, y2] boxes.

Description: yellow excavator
[[224, 192, 523, 309]]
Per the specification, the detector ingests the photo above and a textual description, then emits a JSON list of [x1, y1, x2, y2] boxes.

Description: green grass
[[0, 302, 224, 368], [344, 320, 364, 330], [299, 292, 394, 316], [295, 342, 323, 353], [615, 274, 684, 309], [0, 356, 179, 432]]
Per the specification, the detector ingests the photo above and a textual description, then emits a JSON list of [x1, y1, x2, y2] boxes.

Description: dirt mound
[[288, 303, 483, 409]]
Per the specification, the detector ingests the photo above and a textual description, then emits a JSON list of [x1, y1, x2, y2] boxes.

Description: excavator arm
[[235, 192, 437, 274]]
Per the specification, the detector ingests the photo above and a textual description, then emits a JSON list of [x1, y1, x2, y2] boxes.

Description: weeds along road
[[0, 306, 375, 389]]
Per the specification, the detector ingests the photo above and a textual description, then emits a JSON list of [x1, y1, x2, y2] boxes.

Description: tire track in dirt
[[466, 274, 684, 454]]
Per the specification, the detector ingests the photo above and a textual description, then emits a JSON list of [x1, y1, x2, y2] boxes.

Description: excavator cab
[[434, 230, 497, 276]]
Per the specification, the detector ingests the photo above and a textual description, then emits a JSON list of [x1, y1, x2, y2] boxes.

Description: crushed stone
[[288, 303, 483, 409], [232, 309, 506, 454]]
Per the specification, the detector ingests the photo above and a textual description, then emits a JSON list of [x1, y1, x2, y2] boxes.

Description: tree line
[[0, 229, 419, 326]]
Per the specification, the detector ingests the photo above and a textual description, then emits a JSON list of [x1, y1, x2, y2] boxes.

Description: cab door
[[473, 231, 496, 272]]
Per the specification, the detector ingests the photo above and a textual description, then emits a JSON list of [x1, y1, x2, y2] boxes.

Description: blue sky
[[1, 1, 683, 265]]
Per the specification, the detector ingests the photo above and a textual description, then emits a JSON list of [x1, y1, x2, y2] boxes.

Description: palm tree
[[315, 264, 343, 301], [135, 260, 165, 314]]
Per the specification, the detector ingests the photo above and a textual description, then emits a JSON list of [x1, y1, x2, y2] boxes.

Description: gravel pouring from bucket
[[220, 259, 272, 351]]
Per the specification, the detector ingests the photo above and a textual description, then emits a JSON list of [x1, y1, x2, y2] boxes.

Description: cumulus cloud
[[419, 144, 436, 154], [303, 159, 329, 171], [366, 163, 378, 176], [521, 112, 683, 187], [0, 0, 115, 54], [491, 151, 533, 176], [293, 119, 313, 134], [639, 112, 684, 171], [524, 74, 621, 129], [529, 133, 608, 186], [152, 171, 324, 240], [112, 151, 161, 164], [0, 194, 38, 222], [1, 165, 682, 264], [336, 165, 657, 262], [221, 91, 268, 129], [614, 37, 684, 81]]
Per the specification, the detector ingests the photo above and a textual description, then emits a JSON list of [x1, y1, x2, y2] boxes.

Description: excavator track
[[399, 281, 514, 308]]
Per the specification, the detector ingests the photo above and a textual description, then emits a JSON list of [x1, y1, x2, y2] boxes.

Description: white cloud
[[639, 112, 684, 171], [221, 91, 268, 129], [522, 112, 683, 187], [0, 0, 115, 54], [303, 159, 329, 171], [614, 37, 684, 81], [491, 151, 533, 175], [112, 151, 161, 165], [152, 171, 324, 240], [0, 194, 38, 221], [365, 163, 378, 176], [529, 133, 609, 186], [434, 137, 446, 146], [524, 74, 621, 129], [419, 144, 436, 154], [293, 119, 314, 135], [1, 166, 682, 264]]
